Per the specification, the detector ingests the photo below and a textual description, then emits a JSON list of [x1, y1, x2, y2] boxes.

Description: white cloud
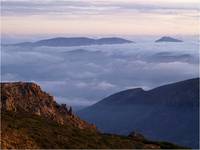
[[1, 73, 19, 81], [75, 82, 88, 88], [95, 81, 116, 90], [1, 37, 199, 108], [56, 96, 97, 107]]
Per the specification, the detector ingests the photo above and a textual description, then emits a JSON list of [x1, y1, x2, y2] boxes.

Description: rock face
[[128, 131, 145, 141], [155, 36, 183, 42], [0, 82, 96, 130]]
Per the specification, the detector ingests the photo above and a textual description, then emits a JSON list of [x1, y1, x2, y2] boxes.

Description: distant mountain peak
[[155, 36, 183, 42], [10, 37, 133, 47]]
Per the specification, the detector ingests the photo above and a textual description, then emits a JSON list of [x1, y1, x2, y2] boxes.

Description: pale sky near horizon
[[1, 0, 200, 36]]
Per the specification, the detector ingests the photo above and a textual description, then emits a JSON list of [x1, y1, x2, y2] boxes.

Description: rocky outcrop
[[128, 131, 145, 141], [0, 82, 96, 130]]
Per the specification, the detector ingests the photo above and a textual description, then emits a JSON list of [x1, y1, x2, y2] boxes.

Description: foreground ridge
[[0, 82, 188, 149], [0, 82, 96, 130]]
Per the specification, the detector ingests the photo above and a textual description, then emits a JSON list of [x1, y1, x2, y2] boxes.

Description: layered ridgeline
[[8, 37, 133, 47], [78, 78, 199, 149], [0, 82, 185, 149]]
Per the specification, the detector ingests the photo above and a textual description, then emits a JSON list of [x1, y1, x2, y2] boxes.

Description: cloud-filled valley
[[1, 36, 199, 110]]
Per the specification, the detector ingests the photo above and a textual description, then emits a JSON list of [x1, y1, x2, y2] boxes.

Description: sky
[[1, 0, 199, 110], [1, 0, 200, 36]]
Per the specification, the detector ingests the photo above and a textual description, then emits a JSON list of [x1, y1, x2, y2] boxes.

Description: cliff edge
[[0, 82, 96, 130]]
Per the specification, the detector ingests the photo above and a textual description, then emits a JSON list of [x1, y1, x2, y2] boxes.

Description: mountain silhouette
[[155, 36, 183, 42], [11, 37, 133, 47], [78, 78, 199, 148]]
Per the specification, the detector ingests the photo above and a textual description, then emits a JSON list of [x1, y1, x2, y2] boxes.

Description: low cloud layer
[[1, 36, 199, 110]]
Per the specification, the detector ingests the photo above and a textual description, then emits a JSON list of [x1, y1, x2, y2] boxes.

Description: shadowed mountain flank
[[78, 78, 199, 148]]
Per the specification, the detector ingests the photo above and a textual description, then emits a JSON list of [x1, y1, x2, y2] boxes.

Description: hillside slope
[[0, 82, 186, 149], [78, 78, 199, 148]]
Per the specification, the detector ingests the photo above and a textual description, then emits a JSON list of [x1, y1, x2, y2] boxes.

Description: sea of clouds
[[1, 36, 199, 110]]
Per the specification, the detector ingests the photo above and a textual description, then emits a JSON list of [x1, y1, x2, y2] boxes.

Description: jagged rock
[[0, 82, 96, 131], [68, 106, 72, 115], [128, 131, 145, 141]]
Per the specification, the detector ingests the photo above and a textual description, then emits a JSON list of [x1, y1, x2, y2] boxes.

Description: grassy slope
[[1, 111, 188, 149]]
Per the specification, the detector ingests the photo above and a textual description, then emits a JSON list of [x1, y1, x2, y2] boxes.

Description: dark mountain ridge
[[78, 78, 199, 148], [9, 37, 133, 47], [90, 78, 198, 107]]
